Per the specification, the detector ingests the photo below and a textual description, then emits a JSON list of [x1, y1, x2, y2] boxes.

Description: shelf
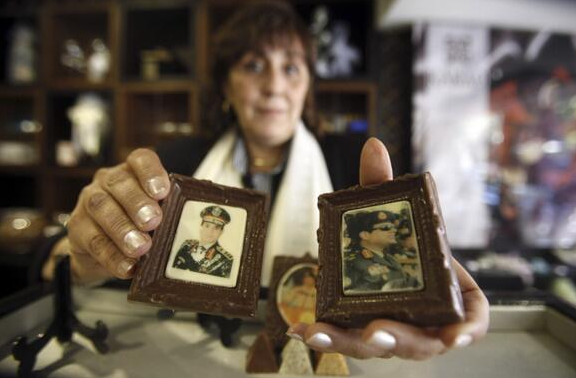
[[0, 0, 382, 278], [120, 80, 195, 92], [45, 4, 115, 83], [293, 0, 373, 79], [121, 3, 193, 81], [316, 81, 377, 134], [0, 13, 40, 86], [47, 79, 115, 91], [117, 90, 194, 151], [0, 85, 40, 95], [316, 79, 377, 92], [0, 165, 40, 176], [46, 91, 114, 168]]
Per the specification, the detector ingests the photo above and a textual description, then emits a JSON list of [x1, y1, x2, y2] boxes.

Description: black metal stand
[[197, 313, 242, 347], [12, 256, 109, 378]]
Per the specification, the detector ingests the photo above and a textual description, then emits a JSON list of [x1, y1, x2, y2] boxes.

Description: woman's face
[[224, 41, 310, 148]]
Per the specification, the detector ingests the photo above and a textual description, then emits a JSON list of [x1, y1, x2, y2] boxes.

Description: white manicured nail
[[367, 330, 396, 350], [454, 334, 473, 348], [124, 230, 148, 254], [118, 260, 135, 275], [147, 177, 167, 197], [306, 332, 333, 349], [137, 205, 159, 225]]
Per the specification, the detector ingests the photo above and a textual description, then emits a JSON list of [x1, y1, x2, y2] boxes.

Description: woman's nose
[[263, 66, 287, 96]]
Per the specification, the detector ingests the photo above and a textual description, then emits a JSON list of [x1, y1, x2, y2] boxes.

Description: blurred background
[[1, 0, 576, 305]]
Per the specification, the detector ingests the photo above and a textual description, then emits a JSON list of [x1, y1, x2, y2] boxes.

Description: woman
[[40, 1, 488, 360]]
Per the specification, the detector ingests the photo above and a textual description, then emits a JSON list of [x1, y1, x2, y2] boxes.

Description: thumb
[[359, 137, 394, 186]]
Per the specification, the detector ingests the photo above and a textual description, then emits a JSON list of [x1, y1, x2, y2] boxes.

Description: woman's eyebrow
[[284, 50, 306, 59]]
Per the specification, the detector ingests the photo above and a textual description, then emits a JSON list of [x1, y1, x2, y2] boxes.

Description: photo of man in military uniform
[[172, 205, 234, 278], [342, 205, 423, 294]]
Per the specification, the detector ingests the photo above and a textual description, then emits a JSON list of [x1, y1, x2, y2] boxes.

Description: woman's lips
[[257, 107, 286, 115]]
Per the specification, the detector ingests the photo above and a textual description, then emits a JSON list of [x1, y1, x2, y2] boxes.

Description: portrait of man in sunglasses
[[342, 205, 423, 294]]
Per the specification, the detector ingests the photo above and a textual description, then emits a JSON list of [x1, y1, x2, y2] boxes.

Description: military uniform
[[172, 205, 233, 278], [343, 209, 422, 292], [344, 245, 421, 292], [172, 239, 233, 278]]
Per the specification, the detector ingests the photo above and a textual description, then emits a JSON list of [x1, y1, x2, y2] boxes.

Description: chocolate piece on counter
[[316, 172, 465, 328], [128, 174, 269, 318], [315, 352, 349, 376], [279, 339, 314, 375], [265, 254, 318, 348], [246, 332, 278, 374]]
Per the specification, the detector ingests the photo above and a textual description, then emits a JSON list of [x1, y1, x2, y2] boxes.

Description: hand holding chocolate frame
[[128, 174, 269, 318], [316, 173, 465, 328]]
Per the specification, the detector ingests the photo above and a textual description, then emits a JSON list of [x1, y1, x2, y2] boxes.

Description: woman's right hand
[[44, 149, 171, 285]]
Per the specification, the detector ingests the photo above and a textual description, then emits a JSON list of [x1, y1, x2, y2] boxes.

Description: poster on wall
[[413, 23, 576, 251]]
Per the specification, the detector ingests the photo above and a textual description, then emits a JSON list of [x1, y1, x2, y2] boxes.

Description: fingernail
[[286, 330, 303, 342], [367, 330, 396, 351], [118, 259, 135, 275], [306, 332, 332, 349], [137, 205, 160, 225], [454, 334, 473, 348], [147, 177, 167, 197], [124, 230, 148, 254]]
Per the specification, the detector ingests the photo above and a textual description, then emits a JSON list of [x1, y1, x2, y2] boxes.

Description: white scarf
[[193, 121, 333, 285]]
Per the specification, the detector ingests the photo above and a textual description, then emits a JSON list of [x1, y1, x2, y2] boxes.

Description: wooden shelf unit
[[0, 0, 379, 217]]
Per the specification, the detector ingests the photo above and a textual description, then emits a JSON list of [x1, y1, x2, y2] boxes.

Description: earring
[[222, 100, 230, 113]]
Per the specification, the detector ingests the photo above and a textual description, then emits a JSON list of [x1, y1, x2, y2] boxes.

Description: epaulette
[[216, 245, 233, 260], [343, 248, 357, 261], [183, 239, 199, 248]]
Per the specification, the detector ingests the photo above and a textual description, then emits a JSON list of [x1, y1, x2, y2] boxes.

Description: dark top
[[155, 133, 366, 194]]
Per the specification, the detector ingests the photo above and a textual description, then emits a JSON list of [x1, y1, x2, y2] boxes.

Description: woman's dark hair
[[284, 266, 316, 287], [201, 0, 318, 138]]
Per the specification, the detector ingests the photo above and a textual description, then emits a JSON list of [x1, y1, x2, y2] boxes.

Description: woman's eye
[[243, 60, 265, 73], [285, 63, 300, 76]]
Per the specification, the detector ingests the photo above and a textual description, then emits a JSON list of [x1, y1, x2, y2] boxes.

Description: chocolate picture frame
[[265, 254, 318, 348], [128, 174, 269, 318], [316, 172, 465, 327]]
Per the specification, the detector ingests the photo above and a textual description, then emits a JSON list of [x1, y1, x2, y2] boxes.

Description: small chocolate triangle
[[245, 332, 278, 373], [315, 352, 350, 376], [278, 338, 313, 375]]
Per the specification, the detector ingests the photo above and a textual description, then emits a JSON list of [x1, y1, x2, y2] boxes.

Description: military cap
[[344, 210, 398, 240], [200, 205, 231, 226], [396, 208, 413, 240]]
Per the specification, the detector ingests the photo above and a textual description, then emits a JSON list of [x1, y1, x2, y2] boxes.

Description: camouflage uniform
[[343, 209, 421, 292], [344, 244, 417, 291]]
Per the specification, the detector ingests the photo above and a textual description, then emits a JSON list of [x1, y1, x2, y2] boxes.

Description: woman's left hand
[[287, 138, 490, 360]]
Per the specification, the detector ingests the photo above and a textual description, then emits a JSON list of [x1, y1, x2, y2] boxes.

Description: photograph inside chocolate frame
[[164, 200, 247, 288], [276, 262, 318, 326], [341, 200, 425, 296]]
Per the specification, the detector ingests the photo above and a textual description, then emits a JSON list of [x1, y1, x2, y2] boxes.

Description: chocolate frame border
[[316, 173, 465, 327], [265, 254, 318, 348], [128, 174, 269, 318]]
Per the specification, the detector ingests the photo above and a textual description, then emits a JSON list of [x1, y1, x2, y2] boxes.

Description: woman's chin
[[250, 124, 295, 146]]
